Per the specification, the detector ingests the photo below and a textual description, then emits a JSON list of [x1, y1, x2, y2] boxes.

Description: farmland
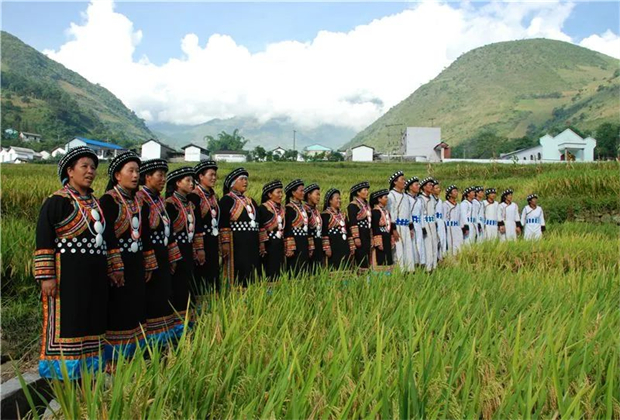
[[1, 161, 618, 418]]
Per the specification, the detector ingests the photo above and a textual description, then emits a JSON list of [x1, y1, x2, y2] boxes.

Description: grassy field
[[2, 161, 619, 418]]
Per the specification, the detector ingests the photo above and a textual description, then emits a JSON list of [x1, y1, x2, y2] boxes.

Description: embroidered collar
[[65, 184, 93, 200], [116, 184, 136, 199], [142, 186, 161, 199], [173, 191, 188, 204]]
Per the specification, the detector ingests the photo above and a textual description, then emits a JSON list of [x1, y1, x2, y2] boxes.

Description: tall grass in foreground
[[25, 227, 619, 419]]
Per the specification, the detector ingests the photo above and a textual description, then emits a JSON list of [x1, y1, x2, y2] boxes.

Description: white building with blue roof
[[65, 137, 126, 160]]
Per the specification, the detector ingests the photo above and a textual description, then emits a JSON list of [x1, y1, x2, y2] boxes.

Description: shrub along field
[[2, 161, 618, 418]]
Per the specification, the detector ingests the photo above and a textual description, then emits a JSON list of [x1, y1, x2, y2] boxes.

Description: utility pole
[[430, 117, 435, 127], [293, 130, 296, 151]]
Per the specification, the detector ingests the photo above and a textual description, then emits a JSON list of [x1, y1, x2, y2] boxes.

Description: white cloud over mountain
[[44, 0, 620, 130]]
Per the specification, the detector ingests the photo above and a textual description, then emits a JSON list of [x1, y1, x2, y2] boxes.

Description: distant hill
[[149, 116, 357, 151], [0, 31, 153, 146], [345, 39, 620, 152]]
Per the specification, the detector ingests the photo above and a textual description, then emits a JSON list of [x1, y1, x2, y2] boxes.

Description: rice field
[[2, 161, 619, 418]]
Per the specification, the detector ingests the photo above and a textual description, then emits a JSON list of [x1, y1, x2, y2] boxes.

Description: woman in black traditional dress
[[303, 183, 324, 273], [219, 168, 263, 288], [188, 160, 220, 294], [370, 189, 395, 270], [321, 188, 355, 269], [284, 179, 314, 276], [136, 159, 182, 346], [347, 181, 372, 271], [165, 167, 204, 336], [258, 180, 285, 280], [100, 151, 157, 362], [35, 147, 109, 379]]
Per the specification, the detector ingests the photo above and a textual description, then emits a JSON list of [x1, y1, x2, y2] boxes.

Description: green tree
[[253, 146, 267, 161], [594, 122, 620, 159], [204, 129, 248, 151]]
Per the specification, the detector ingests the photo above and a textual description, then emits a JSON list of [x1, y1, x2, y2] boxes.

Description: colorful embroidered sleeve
[[321, 213, 331, 253], [168, 241, 182, 263], [347, 203, 360, 239], [107, 249, 124, 274], [34, 196, 60, 282], [348, 237, 356, 252], [143, 249, 158, 272], [219, 196, 233, 245], [192, 232, 205, 252], [257, 204, 270, 244], [285, 236, 296, 253], [34, 249, 56, 281]]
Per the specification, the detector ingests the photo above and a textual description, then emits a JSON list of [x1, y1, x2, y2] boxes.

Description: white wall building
[[501, 129, 597, 162], [271, 146, 286, 158], [40, 150, 51, 160], [2, 146, 36, 163], [350, 145, 375, 162], [402, 127, 448, 162], [141, 139, 177, 160], [66, 137, 125, 160], [182, 144, 209, 162], [212, 150, 247, 163], [19, 132, 42, 143], [51, 147, 67, 158]]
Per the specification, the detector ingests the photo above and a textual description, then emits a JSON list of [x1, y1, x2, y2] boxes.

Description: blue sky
[[2, 1, 618, 129], [3, 2, 619, 65]]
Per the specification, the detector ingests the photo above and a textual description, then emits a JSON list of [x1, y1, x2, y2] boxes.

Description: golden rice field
[[2, 161, 619, 419]]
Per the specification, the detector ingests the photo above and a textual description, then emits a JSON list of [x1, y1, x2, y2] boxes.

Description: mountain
[[1, 31, 153, 145], [149, 116, 357, 151], [345, 39, 620, 152]]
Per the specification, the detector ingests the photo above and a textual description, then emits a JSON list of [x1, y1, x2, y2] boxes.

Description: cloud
[[580, 30, 620, 59], [44, 0, 597, 131]]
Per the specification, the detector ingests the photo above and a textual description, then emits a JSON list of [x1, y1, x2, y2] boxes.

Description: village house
[[211, 150, 247, 163], [65, 137, 126, 160], [182, 144, 210, 162], [501, 129, 597, 162], [141, 139, 179, 160], [401, 127, 450, 162], [19, 131, 42, 143]]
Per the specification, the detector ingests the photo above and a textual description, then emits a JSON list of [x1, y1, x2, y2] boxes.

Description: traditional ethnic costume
[[188, 161, 221, 293], [443, 185, 463, 256], [521, 194, 546, 240], [420, 178, 439, 272], [347, 182, 372, 271], [219, 168, 261, 287], [474, 186, 485, 241], [321, 188, 354, 269], [460, 187, 476, 245], [498, 189, 521, 242], [136, 159, 181, 346], [35, 147, 109, 379], [165, 167, 204, 334], [433, 182, 447, 260], [370, 189, 395, 270], [284, 179, 313, 276], [483, 188, 500, 241], [100, 152, 157, 361], [258, 180, 286, 280], [405, 178, 426, 267], [387, 172, 415, 272], [304, 184, 324, 273]]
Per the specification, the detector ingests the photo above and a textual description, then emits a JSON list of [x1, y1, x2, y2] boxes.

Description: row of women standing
[[386, 171, 546, 273], [35, 148, 222, 379], [35, 150, 544, 380]]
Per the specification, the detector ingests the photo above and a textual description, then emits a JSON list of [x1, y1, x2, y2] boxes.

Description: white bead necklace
[[115, 186, 141, 253], [142, 188, 171, 246], [65, 186, 106, 248]]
